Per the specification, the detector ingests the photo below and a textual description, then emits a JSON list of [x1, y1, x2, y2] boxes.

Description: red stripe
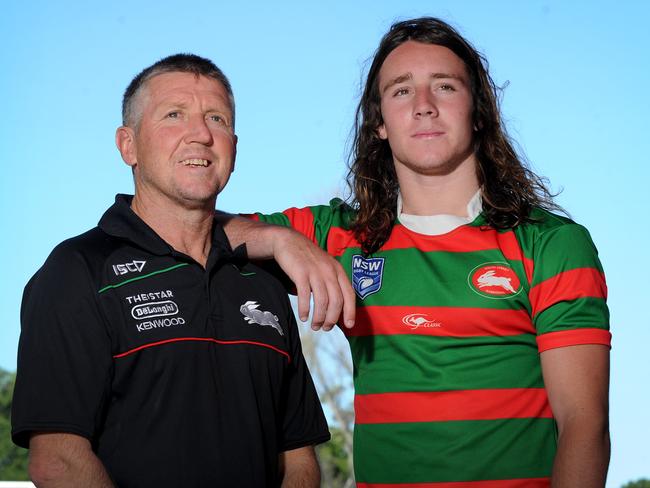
[[345, 306, 534, 338], [283, 207, 318, 246], [113, 337, 291, 362], [356, 478, 549, 488], [529, 267, 606, 316], [326, 225, 534, 277], [355, 388, 552, 424], [327, 226, 360, 256], [537, 328, 612, 353]]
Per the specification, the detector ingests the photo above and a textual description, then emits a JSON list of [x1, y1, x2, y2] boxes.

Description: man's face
[[377, 41, 475, 178], [117, 72, 237, 209]]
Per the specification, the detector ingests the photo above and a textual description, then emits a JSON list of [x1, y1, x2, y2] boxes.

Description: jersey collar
[[396, 190, 483, 236]]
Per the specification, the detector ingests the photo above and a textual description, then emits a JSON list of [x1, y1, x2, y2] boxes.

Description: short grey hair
[[122, 53, 235, 129]]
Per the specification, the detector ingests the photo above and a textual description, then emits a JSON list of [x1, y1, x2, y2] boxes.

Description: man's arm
[[278, 446, 320, 488], [540, 344, 610, 488], [29, 433, 115, 488], [221, 214, 355, 331]]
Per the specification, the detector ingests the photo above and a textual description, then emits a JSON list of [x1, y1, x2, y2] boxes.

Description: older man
[[12, 54, 329, 487]]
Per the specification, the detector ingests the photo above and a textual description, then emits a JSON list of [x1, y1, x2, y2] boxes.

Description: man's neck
[[397, 158, 480, 217], [131, 190, 215, 268]]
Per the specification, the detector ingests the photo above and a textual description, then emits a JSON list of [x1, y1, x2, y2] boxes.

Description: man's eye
[[167, 111, 179, 118], [209, 114, 225, 123]]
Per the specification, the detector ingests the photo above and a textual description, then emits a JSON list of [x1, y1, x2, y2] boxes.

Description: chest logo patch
[[240, 301, 284, 336], [468, 262, 522, 299], [112, 260, 146, 276], [351, 255, 385, 299], [402, 313, 442, 330]]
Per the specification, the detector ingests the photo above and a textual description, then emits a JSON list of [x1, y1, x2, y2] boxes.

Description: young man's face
[[117, 72, 237, 209], [377, 41, 476, 178]]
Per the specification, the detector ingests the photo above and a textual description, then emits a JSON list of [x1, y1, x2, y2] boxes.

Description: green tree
[[623, 479, 650, 488], [0, 369, 29, 481]]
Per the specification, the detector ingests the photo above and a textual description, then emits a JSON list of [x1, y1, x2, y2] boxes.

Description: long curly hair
[[347, 17, 560, 255]]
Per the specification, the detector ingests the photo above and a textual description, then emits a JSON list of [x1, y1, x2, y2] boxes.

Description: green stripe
[[98, 263, 189, 293], [339, 248, 531, 309], [516, 222, 604, 284], [354, 418, 556, 483], [348, 334, 543, 394], [535, 297, 609, 334]]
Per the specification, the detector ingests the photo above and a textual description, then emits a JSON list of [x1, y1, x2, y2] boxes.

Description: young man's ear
[[377, 124, 388, 140], [115, 126, 137, 168]]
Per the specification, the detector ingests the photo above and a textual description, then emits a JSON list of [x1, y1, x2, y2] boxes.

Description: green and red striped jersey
[[254, 199, 610, 487]]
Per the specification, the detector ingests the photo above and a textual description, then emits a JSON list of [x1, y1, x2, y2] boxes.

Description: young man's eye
[[393, 87, 409, 97], [439, 84, 456, 92]]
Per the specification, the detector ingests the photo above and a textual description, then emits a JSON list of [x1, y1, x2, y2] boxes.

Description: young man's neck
[[131, 190, 215, 268], [397, 158, 480, 217]]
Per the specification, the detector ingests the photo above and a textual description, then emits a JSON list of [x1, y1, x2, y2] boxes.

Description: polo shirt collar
[[98, 194, 246, 263]]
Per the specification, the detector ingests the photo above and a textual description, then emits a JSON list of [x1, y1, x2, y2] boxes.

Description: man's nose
[[413, 89, 438, 118], [184, 115, 213, 145]]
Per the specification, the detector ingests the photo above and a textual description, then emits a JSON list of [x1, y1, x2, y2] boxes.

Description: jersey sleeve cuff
[[537, 328, 612, 353]]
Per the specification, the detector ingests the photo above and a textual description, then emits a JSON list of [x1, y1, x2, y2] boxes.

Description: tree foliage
[[300, 326, 355, 487], [0, 369, 29, 481], [623, 480, 650, 488]]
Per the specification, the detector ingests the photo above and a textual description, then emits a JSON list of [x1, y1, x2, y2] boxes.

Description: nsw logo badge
[[351, 255, 385, 299]]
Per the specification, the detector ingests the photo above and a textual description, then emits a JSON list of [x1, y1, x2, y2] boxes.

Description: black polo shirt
[[12, 194, 329, 487]]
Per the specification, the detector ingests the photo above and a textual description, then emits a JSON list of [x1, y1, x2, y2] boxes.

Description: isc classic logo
[[468, 262, 522, 299]]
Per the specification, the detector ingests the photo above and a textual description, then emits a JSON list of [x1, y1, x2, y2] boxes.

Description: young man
[[12, 54, 329, 487], [225, 18, 611, 487]]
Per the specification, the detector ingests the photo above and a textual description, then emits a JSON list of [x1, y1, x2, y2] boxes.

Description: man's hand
[[540, 344, 610, 488], [29, 432, 115, 488], [221, 215, 355, 331], [278, 446, 320, 487]]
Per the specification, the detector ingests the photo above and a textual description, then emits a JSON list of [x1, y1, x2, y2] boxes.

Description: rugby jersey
[[254, 199, 610, 487]]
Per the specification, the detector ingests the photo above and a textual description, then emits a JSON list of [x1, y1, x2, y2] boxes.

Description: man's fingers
[[309, 277, 328, 331], [295, 274, 311, 322], [338, 269, 356, 328]]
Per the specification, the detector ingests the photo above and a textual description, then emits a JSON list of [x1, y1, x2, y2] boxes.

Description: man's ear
[[377, 123, 388, 140], [115, 126, 137, 168], [231, 134, 238, 173]]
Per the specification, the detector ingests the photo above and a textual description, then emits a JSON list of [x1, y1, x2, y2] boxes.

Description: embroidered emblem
[[468, 262, 522, 299], [351, 255, 385, 299], [112, 260, 146, 275], [240, 301, 283, 336]]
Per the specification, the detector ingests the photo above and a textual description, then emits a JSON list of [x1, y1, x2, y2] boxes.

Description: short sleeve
[[252, 199, 348, 251], [11, 243, 113, 448], [528, 223, 611, 352], [278, 309, 330, 451]]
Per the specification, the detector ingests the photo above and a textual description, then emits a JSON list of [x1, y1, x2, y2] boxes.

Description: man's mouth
[[181, 158, 210, 167]]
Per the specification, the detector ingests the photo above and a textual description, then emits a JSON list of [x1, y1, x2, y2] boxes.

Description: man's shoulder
[[514, 206, 598, 258], [47, 226, 118, 264], [28, 226, 122, 292], [518, 206, 588, 239]]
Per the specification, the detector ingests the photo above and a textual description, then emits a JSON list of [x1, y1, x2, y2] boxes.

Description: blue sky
[[1, 1, 648, 485]]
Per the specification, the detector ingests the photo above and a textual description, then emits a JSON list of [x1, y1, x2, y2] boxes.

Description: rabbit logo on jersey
[[468, 262, 521, 298], [352, 255, 385, 299]]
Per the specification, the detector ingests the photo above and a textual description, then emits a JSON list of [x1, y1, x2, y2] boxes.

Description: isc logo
[[112, 260, 146, 276]]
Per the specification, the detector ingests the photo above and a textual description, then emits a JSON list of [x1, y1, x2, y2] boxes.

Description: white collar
[[397, 190, 483, 236]]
